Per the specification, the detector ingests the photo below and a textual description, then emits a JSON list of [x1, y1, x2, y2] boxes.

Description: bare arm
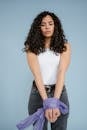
[[26, 51, 48, 100], [54, 43, 71, 99]]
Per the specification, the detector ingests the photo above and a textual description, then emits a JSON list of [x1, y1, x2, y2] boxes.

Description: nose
[[45, 23, 49, 29]]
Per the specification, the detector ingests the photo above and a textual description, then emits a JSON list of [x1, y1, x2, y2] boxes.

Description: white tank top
[[37, 48, 60, 85]]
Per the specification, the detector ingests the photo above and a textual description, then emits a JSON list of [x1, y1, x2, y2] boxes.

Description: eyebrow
[[41, 21, 54, 24]]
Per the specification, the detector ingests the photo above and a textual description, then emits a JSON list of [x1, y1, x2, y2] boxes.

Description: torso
[[37, 48, 60, 85]]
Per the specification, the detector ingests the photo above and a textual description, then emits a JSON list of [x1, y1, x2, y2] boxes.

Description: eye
[[49, 23, 53, 25], [49, 22, 54, 25], [41, 24, 45, 27]]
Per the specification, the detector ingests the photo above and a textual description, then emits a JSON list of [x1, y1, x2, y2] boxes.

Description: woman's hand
[[45, 108, 61, 123]]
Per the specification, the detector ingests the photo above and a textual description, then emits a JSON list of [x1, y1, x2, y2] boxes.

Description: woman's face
[[40, 15, 54, 38]]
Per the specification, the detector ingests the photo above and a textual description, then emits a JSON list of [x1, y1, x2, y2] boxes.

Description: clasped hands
[[45, 108, 61, 123], [43, 97, 64, 123]]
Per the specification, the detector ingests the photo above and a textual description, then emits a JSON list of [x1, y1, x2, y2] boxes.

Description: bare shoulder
[[65, 42, 71, 51], [61, 42, 71, 56], [58, 42, 71, 71], [25, 51, 38, 66], [60, 42, 71, 65], [26, 51, 37, 59]]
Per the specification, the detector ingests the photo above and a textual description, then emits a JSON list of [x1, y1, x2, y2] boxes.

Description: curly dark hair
[[23, 11, 68, 55]]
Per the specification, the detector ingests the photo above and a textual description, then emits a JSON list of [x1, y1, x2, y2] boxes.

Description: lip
[[45, 31, 51, 33]]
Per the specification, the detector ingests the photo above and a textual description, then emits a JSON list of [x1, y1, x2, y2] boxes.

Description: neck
[[44, 37, 51, 48]]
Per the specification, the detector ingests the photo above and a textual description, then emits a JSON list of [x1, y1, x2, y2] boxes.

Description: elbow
[[58, 68, 66, 74]]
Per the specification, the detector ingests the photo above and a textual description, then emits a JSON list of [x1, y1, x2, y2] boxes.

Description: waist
[[33, 80, 55, 93]]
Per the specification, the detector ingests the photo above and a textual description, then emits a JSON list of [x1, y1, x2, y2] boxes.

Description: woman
[[23, 11, 71, 130]]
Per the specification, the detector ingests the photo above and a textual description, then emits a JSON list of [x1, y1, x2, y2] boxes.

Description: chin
[[44, 34, 52, 38]]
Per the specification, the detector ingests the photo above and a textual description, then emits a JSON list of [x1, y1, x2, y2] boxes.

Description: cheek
[[51, 26, 54, 32], [41, 28, 46, 34]]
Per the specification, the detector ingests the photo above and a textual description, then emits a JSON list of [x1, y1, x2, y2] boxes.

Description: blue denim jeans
[[28, 81, 69, 130]]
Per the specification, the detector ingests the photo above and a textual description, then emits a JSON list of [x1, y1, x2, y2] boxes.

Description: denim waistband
[[32, 80, 66, 93], [33, 80, 56, 88]]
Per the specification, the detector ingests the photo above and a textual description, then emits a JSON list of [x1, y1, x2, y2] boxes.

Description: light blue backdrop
[[0, 0, 87, 130]]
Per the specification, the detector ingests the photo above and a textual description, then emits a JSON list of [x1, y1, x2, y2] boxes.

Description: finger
[[45, 110, 49, 121], [48, 109, 53, 122], [52, 109, 57, 119], [45, 109, 52, 122], [52, 109, 58, 122], [57, 109, 61, 117], [55, 108, 61, 117]]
